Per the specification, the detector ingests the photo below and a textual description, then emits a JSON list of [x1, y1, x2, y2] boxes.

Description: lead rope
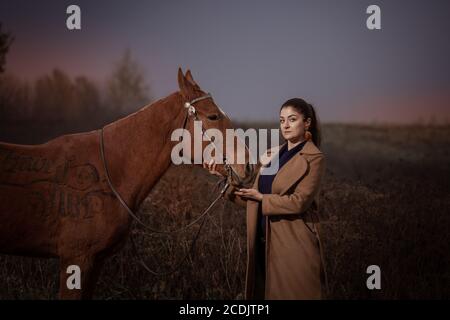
[[129, 186, 227, 276], [99, 93, 232, 275], [100, 127, 228, 234]]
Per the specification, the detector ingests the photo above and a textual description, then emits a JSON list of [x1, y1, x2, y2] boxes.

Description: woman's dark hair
[[280, 98, 322, 147]]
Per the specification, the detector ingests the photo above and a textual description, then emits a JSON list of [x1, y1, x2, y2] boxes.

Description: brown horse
[[0, 68, 255, 299]]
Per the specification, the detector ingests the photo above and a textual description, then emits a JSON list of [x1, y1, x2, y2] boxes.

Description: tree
[[0, 23, 14, 74], [106, 49, 150, 114], [32, 70, 103, 126], [33, 69, 77, 123], [74, 76, 101, 116], [0, 73, 31, 122]]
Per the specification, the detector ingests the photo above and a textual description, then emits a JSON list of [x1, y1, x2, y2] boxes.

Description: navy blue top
[[258, 140, 307, 238]]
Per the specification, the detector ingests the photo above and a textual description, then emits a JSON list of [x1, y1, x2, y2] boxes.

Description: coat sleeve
[[222, 184, 248, 208], [261, 154, 326, 216]]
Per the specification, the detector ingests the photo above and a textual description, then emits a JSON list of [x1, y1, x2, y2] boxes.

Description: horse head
[[176, 68, 257, 188]]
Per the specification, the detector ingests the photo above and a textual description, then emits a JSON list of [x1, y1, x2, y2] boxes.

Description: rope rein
[[99, 93, 231, 275]]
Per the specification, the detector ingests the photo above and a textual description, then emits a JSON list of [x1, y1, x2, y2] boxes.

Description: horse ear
[[178, 67, 186, 91], [177, 67, 194, 99], [185, 69, 199, 88]]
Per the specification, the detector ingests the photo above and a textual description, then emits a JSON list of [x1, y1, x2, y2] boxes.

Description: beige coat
[[224, 140, 327, 300]]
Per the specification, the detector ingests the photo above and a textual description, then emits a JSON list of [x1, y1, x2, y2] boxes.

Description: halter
[[181, 93, 251, 187]]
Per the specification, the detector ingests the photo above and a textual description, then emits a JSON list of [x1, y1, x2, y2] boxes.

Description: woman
[[204, 98, 327, 300]]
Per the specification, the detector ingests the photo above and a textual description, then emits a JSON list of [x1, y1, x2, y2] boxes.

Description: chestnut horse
[[0, 68, 255, 299]]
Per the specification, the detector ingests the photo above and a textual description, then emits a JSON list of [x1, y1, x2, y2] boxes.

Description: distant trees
[[0, 23, 14, 74], [107, 49, 150, 114], [31, 69, 103, 124], [0, 73, 31, 121], [0, 45, 152, 143], [0, 49, 152, 132], [74, 76, 102, 118], [34, 69, 77, 123]]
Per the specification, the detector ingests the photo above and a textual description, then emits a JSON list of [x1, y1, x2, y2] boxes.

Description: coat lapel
[[270, 140, 322, 195], [253, 140, 322, 195], [272, 153, 308, 195]]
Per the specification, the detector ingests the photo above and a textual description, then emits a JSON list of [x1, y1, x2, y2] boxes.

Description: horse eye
[[207, 114, 220, 121]]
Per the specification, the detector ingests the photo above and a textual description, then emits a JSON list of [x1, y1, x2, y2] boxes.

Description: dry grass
[[0, 123, 449, 299]]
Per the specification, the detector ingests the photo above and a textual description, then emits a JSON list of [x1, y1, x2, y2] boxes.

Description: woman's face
[[279, 106, 311, 143]]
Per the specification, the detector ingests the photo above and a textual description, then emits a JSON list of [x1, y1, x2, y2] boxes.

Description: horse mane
[[105, 91, 182, 129]]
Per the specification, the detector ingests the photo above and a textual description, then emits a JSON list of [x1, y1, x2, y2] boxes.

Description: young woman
[[204, 98, 327, 300]]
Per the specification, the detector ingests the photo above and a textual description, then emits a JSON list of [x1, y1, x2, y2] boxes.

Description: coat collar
[[259, 140, 322, 166], [289, 140, 322, 156], [254, 140, 322, 195]]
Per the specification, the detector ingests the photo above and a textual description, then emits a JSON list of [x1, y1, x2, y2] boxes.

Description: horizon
[[1, 0, 449, 124]]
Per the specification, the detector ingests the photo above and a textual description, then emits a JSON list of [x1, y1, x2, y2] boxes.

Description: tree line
[[0, 24, 151, 134]]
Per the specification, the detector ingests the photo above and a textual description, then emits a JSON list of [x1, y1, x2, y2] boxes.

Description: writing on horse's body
[[0, 69, 255, 299]]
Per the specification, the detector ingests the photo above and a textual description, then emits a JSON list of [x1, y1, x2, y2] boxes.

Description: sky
[[1, 0, 449, 124]]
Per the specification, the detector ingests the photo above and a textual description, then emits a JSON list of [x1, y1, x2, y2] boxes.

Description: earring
[[304, 130, 312, 141]]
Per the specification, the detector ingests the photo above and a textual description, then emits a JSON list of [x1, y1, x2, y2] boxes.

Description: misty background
[[0, 0, 449, 140]]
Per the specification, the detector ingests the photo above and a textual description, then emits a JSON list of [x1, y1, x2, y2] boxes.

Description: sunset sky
[[1, 0, 449, 124]]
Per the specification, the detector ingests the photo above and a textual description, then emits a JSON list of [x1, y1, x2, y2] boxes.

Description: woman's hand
[[203, 158, 224, 177], [234, 188, 263, 202]]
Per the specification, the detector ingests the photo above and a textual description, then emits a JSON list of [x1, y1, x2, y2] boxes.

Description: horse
[[0, 68, 256, 299]]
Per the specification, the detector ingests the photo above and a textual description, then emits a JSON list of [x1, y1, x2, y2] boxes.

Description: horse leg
[[58, 254, 104, 300], [82, 255, 105, 299]]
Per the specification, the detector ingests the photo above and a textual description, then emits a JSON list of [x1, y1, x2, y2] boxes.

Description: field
[[0, 123, 449, 299]]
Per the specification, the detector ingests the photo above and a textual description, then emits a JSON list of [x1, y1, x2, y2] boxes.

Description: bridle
[[99, 92, 250, 276], [181, 92, 252, 187]]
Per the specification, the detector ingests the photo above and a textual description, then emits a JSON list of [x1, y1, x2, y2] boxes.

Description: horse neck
[[102, 91, 185, 209]]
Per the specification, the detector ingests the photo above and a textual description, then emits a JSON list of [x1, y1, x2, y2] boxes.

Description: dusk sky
[[1, 0, 449, 123]]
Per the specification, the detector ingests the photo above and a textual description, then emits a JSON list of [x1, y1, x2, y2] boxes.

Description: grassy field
[[0, 123, 449, 299]]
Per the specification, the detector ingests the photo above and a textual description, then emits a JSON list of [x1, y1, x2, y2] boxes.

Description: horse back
[[0, 130, 123, 257]]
